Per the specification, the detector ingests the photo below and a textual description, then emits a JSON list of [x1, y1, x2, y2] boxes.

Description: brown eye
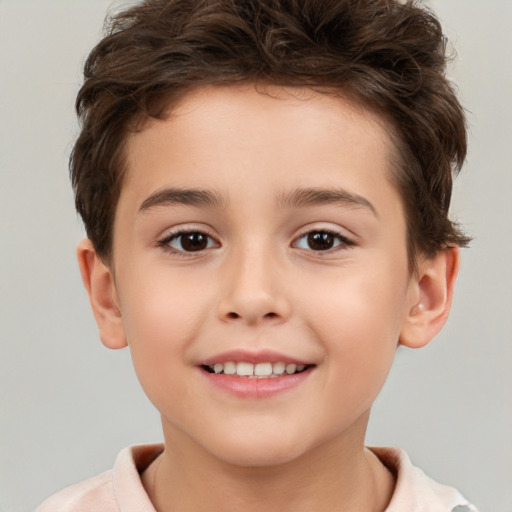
[[164, 231, 217, 253], [180, 232, 208, 251], [294, 230, 351, 252], [307, 232, 335, 250]]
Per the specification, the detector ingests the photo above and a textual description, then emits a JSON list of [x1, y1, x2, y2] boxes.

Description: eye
[[294, 230, 352, 251], [159, 230, 218, 253]]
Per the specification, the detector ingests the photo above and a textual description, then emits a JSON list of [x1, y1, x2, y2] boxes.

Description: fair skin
[[78, 84, 459, 512]]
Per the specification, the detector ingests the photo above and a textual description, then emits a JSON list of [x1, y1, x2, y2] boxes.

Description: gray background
[[0, 1, 510, 511]]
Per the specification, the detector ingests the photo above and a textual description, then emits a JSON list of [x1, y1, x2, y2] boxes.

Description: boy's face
[[103, 85, 425, 466]]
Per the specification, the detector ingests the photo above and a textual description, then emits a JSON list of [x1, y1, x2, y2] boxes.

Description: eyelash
[[293, 229, 354, 253], [157, 229, 218, 257], [157, 228, 354, 257]]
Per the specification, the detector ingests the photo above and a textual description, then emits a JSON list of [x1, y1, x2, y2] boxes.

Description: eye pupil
[[181, 232, 208, 251], [308, 232, 334, 250]]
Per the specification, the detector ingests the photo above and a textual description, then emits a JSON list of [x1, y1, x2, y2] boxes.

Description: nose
[[217, 247, 291, 326]]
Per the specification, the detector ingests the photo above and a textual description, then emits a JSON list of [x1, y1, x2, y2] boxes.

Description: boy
[[37, 0, 478, 510]]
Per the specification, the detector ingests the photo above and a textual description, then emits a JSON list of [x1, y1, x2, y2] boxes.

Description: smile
[[202, 361, 309, 378]]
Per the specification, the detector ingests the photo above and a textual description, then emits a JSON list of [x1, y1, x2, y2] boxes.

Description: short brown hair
[[71, 0, 470, 265]]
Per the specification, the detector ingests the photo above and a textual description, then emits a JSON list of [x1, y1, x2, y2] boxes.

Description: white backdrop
[[0, 1, 510, 511]]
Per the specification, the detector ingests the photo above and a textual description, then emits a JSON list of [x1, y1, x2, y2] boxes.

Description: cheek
[[117, 279, 209, 417], [299, 266, 406, 400], [302, 261, 407, 337], [118, 272, 210, 378]]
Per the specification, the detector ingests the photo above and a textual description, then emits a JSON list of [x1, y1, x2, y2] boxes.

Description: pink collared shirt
[[36, 444, 478, 512]]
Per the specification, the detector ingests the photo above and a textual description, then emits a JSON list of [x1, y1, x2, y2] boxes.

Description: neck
[[143, 417, 394, 512]]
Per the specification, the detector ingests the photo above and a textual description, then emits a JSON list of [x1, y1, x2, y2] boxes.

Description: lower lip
[[200, 367, 313, 399]]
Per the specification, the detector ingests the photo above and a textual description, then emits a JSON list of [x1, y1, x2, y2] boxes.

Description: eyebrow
[[276, 187, 378, 217], [139, 187, 226, 212], [138, 185, 378, 217]]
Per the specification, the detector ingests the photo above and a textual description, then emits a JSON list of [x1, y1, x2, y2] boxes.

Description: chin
[[202, 427, 313, 468]]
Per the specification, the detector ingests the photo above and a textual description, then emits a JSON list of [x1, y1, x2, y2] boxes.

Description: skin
[[78, 84, 459, 512]]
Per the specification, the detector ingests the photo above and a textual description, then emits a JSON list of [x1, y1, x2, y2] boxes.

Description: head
[[73, 0, 468, 467], [72, 0, 469, 271]]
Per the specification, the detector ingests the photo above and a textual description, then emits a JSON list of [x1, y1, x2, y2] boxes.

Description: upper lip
[[199, 349, 312, 366]]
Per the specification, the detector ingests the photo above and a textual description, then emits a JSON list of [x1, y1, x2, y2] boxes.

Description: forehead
[[123, 84, 397, 192]]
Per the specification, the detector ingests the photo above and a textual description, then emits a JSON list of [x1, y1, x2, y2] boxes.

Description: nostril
[[264, 312, 277, 318], [227, 312, 240, 319]]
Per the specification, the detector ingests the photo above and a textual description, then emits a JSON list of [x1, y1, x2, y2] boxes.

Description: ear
[[399, 247, 460, 349], [76, 239, 127, 350]]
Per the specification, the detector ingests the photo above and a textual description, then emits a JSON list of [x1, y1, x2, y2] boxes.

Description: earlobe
[[399, 247, 460, 349], [76, 239, 127, 350]]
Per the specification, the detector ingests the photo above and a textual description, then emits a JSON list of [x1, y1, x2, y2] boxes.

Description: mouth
[[198, 350, 315, 398], [201, 361, 311, 378]]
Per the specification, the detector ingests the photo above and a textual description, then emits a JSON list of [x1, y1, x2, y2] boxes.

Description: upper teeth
[[206, 362, 307, 378]]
